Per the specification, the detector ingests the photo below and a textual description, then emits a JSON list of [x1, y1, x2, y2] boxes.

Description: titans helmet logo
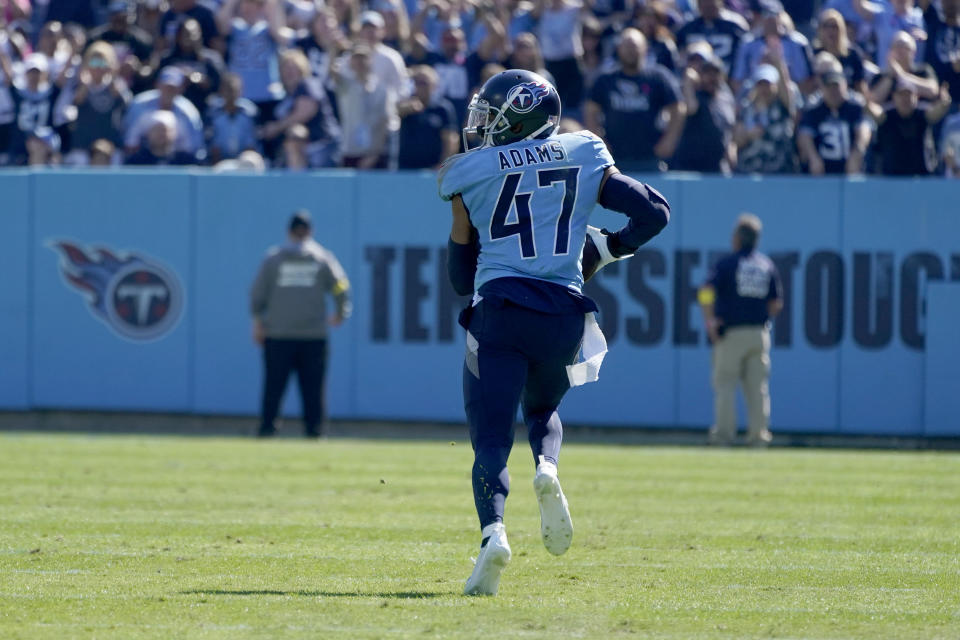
[[50, 240, 185, 342], [506, 82, 550, 114]]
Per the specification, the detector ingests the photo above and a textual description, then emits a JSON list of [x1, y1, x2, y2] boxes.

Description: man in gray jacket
[[251, 210, 352, 438]]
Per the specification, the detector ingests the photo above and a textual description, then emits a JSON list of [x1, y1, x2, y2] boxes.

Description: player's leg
[[259, 338, 294, 437], [520, 311, 584, 556], [463, 302, 527, 595], [742, 328, 772, 447], [709, 330, 741, 445], [295, 339, 328, 438]]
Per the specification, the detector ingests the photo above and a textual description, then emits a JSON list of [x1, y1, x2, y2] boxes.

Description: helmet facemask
[[462, 93, 513, 151]]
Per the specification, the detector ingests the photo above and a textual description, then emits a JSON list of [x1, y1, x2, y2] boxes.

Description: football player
[[438, 69, 670, 596]]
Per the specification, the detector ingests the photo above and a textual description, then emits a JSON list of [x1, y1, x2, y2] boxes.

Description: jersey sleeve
[[437, 152, 468, 202], [568, 130, 614, 171]]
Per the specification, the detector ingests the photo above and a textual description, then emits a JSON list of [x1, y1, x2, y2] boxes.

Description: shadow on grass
[[180, 589, 444, 599]]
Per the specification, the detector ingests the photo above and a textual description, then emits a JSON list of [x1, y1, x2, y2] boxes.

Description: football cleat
[[534, 462, 573, 556], [464, 522, 512, 596]]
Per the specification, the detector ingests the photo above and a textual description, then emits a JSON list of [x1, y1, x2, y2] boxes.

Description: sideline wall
[[1, 170, 957, 436]]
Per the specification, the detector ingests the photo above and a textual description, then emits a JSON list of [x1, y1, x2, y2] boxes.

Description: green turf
[[1, 433, 958, 639]]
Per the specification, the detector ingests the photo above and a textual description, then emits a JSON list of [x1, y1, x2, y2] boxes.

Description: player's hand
[[329, 313, 344, 327], [252, 320, 265, 345]]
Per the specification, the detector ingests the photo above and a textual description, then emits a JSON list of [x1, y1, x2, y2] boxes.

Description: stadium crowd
[[1, 0, 959, 175]]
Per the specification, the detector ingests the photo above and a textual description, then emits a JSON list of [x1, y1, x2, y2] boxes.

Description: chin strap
[[523, 119, 555, 141]]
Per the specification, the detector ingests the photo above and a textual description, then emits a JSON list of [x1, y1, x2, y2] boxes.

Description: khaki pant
[[709, 325, 772, 446]]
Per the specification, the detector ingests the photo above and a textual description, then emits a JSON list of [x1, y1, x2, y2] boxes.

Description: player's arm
[[448, 194, 479, 296], [583, 167, 670, 280]]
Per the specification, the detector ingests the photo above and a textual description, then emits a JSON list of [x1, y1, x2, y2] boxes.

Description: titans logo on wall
[[49, 241, 185, 342], [506, 82, 549, 114]]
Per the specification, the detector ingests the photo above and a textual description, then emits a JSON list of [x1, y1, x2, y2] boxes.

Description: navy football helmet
[[462, 69, 561, 151]]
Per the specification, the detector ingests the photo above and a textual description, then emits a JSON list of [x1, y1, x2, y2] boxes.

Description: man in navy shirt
[[797, 71, 871, 174], [698, 214, 783, 447], [397, 65, 458, 168], [584, 28, 686, 172], [675, 0, 749, 73]]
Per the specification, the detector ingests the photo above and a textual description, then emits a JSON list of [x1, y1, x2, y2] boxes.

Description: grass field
[[1, 432, 958, 639]]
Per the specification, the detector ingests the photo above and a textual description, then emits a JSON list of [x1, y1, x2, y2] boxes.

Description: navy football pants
[[463, 300, 584, 530]]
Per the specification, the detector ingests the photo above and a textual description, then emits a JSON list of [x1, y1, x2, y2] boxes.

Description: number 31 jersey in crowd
[[438, 130, 614, 294]]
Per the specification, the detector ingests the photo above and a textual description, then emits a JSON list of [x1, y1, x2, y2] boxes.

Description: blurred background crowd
[[1, 0, 959, 175]]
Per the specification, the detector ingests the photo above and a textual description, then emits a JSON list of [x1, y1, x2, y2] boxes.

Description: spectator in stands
[[585, 28, 686, 172], [126, 109, 196, 164], [534, 0, 586, 115], [464, 7, 511, 90], [25, 126, 61, 166], [160, 18, 225, 111], [673, 51, 737, 173], [217, 0, 287, 121], [356, 10, 408, 104], [918, 0, 960, 105], [0, 52, 67, 165], [159, 0, 220, 51], [941, 110, 960, 177], [584, 0, 632, 45], [850, 0, 925, 66], [497, 0, 540, 41], [212, 148, 266, 171], [328, 0, 360, 30], [508, 33, 555, 83], [2, 0, 30, 27], [40, 0, 97, 30], [87, 2, 154, 63], [278, 122, 310, 169], [580, 15, 614, 93], [413, 0, 459, 49], [734, 63, 798, 173], [124, 66, 205, 162], [675, 0, 750, 73], [333, 44, 392, 168], [631, 1, 680, 73], [797, 70, 872, 174], [34, 21, 74, 79], [874, 80, 952, 175], [813, 9, 868, 98], [137, 0, 166, 44], [69, 42, 131, 166], [869, 30, 939, 108], [262, 49, 341, 168], [732, 0, 815, 95], [431, 27, 471, 127], [397, 64, 459, 168], [207, 72, 259, 163], [378, 0, 412, 52], [88, 138, 116, 166], [296, 9, 349, 82]]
